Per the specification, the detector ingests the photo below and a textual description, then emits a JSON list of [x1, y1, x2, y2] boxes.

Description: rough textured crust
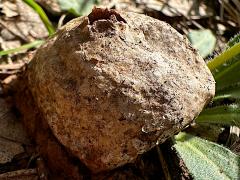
[[18, 8, 215, 173]]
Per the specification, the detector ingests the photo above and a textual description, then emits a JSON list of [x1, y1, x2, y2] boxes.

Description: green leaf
[[188, 29, 216, 58], [206, 37, 240, 90], [214, 83, 240, 100], [173, 132, 240, 180], [214, 53, 240, 91], [196, 104, 240, 126], [207, 41, 240, 73], [57, 0, 99, 16]]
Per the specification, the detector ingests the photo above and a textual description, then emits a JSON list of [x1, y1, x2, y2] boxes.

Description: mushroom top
[[27, 8, 215, 173]]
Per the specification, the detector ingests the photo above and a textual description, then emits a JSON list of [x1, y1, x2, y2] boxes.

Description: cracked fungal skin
[[24, 8, 215, 173]]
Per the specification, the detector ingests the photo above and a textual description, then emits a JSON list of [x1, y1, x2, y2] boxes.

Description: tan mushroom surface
[[18, 8, 215, 174]]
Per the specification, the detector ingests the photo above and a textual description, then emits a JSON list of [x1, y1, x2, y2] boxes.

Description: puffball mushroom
[[15, 8, 215, 176]]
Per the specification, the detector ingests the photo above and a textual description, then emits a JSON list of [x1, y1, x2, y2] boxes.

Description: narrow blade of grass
[[196, 104, 240, 126], [0, 40, 44, 57], [207, 42, 240, 72], [214, 83, 240, 100], [23, 0, 55, 35], [214, 54, 240, 90]]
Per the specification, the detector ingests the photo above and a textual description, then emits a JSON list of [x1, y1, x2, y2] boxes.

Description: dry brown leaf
[[100, 0, 212, 18], [0, 0, 48, 52], [1, 1, 18, 18], [142, 0, 212, 18], [0, 98, 29, 164], [36, 0, 61, 15], [0, 137, 24, 164], [0, 169, 38, 180], [0, 98, 29, 144]]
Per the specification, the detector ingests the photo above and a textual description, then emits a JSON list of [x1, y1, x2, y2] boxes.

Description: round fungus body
[[15, 8, 215, 178]]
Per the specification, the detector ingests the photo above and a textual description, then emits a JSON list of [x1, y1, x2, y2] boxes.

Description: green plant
[[0, 40, 44, 57], [174, 34, 240, 179], [57, 0, 99, 16], [198, 34, 240, 123], [23, 0, 55, 35], [174, 132, 240, 180], [188, 29, 216, 58]]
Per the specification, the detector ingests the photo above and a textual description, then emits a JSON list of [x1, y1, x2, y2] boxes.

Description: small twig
[[232, 0, 240, 12], [156, 146, 171, 180], [58, 14, 67, 29], [226, 126, 240, 147], [220, 0, 240, 26], [0, 169, 38, 178], [219, 0, 224, 20], [0, 63, 24, 70]]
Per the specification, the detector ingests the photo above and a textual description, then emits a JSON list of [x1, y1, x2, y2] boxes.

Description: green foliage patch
[[174, 132, 240, 180], [175, 33, 240, 179], [57, 0, 99, 16]]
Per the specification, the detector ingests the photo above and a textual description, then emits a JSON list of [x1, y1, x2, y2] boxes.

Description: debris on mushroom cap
[[23, 8, 215, 173]]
